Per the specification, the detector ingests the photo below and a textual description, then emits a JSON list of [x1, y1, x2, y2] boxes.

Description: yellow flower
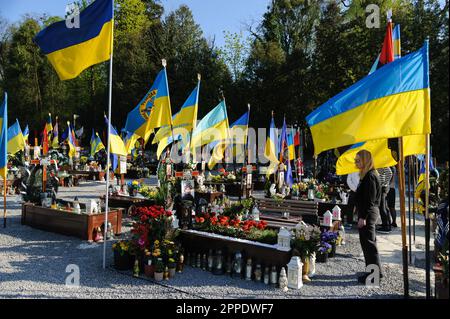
[[132, 180, 139, 186]]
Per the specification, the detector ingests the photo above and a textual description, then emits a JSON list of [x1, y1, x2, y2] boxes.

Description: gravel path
[[0, 181, 429, 299]]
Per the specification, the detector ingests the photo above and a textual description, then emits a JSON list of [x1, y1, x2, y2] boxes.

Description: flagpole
[[398, 137, 409, 298], [413, 155, 418, 243], [425, 133, 431, 298], [103, 0, 114, 270], [161, 59, 176, 166], [187, 74, 201, 164], [407, 156, 412, 264], [3, 178, 6, 228], [242, 104, 251, 198]]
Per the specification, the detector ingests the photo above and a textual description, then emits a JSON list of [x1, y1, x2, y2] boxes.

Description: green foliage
[[0, 0, 447, 163]]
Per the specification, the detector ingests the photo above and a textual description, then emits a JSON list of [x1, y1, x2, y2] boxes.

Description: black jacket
[[356, 169, 381, 220]]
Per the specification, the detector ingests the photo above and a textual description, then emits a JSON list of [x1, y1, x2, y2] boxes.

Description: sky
[[0, 0, 271, 47]]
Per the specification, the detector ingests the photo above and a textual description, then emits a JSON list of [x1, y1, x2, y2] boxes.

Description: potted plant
[[291, 223, 321, 282], [317, 242, 332, 263], [143, 249, 154, 278], [167, 258, 177, 278], [321, 231, 338, 258], [112, 241, 134, 270], [154, 258, 165, 281]]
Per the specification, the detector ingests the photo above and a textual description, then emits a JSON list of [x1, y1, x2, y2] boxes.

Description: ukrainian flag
[[34, 0, 113, 81], [122, 130, 139, 155], [393, 24, 401, 60], [191, 101, 229, 149], [52, 121, 59, 148], [336, 140, 397, 175], [307, 41, 431, 156], [287, 129, 295, 161], [105, 116, 127, 156], [7, 120, 25, 155], [264, 116, 280, 176], [67, 122, 77, 158], [45, 113, 53, 133], [125, 68, 172, 141], [90, 132, 105, 157], [23, 125, 29, 144], [208, 111, 250, 169], [0, 93, 7, 179], [154, 82, 200, 158], [337, 25, 426, 174]]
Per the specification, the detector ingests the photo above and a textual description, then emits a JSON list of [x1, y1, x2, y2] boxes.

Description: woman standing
[[355, 150, 383, 283]]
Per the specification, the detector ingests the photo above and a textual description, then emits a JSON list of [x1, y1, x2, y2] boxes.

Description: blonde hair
[[356, 150, 378, 179]]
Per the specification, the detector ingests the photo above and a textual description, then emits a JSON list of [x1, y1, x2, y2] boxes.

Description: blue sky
[[0, 0, 270, 47]]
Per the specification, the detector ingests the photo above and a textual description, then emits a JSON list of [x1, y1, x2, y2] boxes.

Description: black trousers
[[379, 186, 391, 226], [359, 211, 382, 273], [346, 191, 356, 224]]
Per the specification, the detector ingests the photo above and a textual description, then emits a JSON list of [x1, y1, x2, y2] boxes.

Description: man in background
[[377, 167, 393, 233], [387, 166, 397, 228]]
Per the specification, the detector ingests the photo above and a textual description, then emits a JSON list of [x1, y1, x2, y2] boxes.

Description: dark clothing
[[356, 169, 382, 273], [379, 186, 391, 227], [387, 187, 397, 224], [359, 210, 382, 271], [346, 190, 357, 224], [355, 170, 381, 220], [387, 187, 396, 208]]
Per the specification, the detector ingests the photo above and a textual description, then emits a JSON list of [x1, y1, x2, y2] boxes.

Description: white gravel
[[0, 181, 429, 299]]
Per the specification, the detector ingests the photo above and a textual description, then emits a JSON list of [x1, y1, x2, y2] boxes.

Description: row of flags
[[263, 113, 304, 187]]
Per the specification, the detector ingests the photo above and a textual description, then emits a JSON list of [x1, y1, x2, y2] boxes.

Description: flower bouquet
[[321, 231, 338, 258], [112, 240, 135, 270], [291, 223, 321, 259]]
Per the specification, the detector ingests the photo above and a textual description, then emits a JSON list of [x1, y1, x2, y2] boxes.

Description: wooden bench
[[255, 198, 320, 227]]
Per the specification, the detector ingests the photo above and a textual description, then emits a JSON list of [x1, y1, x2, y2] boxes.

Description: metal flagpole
[[187, 74, 201, 164], [413, 155, 417, 243], [425, 134, 431, 298], [397, 137, 409, 297], [103, 0, 114, 270], [162, 59, 176, 165], [241, 104, 251, 198], [408, 156, 412, 264], [3, 178, 6, 228]]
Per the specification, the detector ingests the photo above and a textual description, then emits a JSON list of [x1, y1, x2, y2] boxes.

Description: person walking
[[376, 167, 393, 233], [355, 150, 383, 283], [387, 166, 397, 228]]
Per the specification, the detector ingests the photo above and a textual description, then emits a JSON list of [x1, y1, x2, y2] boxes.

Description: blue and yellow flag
[[191, 101, 229, 149], [67, 122, 76, 158], [105, 116, 127, 156], [45, 113, 53, 133], [337, 25, 426, 175], [34, 0, 113, 80], [307, 41, 431, 156], [122, 130, 138, 155], [52, 120, 59, 148], [154, 81, 200, 158], [287, 129, 295, 161], [264, 116, 280, 176], [7, 120, 25, 155], [0, 93, 7, 179], [90, 132, 105, 157], [393, 24, 401, 60], [125, 68, 172, 141], [23, 125, 29, 144], [208, 111, 250, 169]]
